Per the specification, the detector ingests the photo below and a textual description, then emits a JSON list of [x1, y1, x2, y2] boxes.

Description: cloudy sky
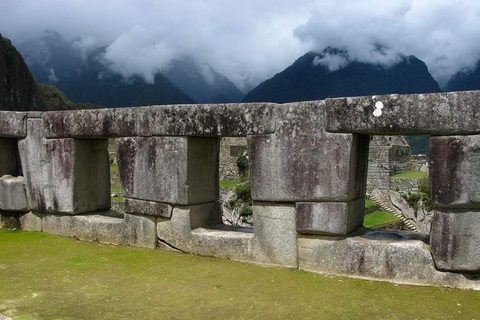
[[1, 0, 479, 90]]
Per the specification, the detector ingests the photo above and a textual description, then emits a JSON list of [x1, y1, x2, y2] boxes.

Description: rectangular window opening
[[365, 135, 430, 233]]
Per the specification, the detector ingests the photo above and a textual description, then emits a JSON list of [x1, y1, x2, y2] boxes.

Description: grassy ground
[[219, 179, 240, 189], [1, 230, 479, 320], [363, 211, 401, 228], [109, 164, 118, 172], [391, 171, 428, 179], [364, 199, 376, 208], [110, 185, 124, 203]]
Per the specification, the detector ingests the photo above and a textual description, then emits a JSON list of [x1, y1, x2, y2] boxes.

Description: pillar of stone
[[247, 102, 369, 266], [117, 136, 221, 231], [248, 102, 369, 235], [18, 119, 110, 214], [429, 135, 480, 272]]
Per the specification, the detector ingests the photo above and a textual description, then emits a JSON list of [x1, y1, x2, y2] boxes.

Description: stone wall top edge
[[0, 100, 332, 138], [325, 90, 480, 135]]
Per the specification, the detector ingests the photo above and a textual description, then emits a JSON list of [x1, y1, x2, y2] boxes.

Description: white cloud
[[1, 0, 479, 88]]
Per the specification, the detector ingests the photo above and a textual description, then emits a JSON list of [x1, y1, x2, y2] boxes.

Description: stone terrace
[[1, 91, 480, 289]]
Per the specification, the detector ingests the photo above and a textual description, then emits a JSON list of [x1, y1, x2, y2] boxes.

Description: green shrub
[[236, 150, 249, 174], [234, 181, 252, 203]]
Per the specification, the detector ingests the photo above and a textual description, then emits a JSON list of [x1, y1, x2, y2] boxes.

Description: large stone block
[[124, 198, 172, 218], [252, 202, 297, 267], [249, 133, 369, 201], [430, 135, 480, 208], [326, 91, 480, 135], [0, 138, 19, 176], [117, 136, 219, 205], [298, 233, 480, 289], [18, 119, 110, 214], [430, 210, 480, 272], [156, 203, 252, 261], [156, 202, 221, 245], [42, 212, 157, 248], [0, 175, 28, 212], [0, 111, 27, 138], [296, 198, 364, 235], [41, 103, 277, 138], [19, 211, 42, 231], [249, 101, 369, 202]]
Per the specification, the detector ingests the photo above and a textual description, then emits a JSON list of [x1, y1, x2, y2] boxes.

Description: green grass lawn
[[391, 171, 428, 179], [110, 185, 124, 203], [110, 164, 118, 172], [219, 179, 240, 189], [363, 211, 401, 227], [365, 199, 376, 208], [0, 230, 479, 320]]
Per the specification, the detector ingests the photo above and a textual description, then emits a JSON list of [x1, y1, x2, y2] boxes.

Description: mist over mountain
[[163, 56, 244, 103], [446, 60, 480, 92], [244, 48, 441, 103], [18, 30, 194, 107], [17, 30, 245, 107]]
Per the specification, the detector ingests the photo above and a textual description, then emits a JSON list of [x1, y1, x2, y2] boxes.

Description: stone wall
[[1, 91, 480, 289], [366, 136, 411, 192], [219, 137, 247, 181], [411, 154, 428, 171], [390, 176, 428, 194]]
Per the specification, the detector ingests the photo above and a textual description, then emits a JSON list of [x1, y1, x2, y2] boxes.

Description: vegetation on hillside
[[38, 84, 104, 110]]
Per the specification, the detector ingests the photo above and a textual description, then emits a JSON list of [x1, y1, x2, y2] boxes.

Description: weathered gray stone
[[298, 234, 480, 289], [0, 175, 28, 212], [156, 203, 252, 261], [0, 111, 27, 137], [42, 213, 75, 237], [187, 228, 253, 261], [19, 211, 42, 231], [156, 203, 221, 241], [18, 119, 110, 214], [0, 138, 19, 176], [249, 133, 369, 201], [124, 198, 172, 218], [252, 202, 297, 267], [41, 103, 277, 138], [326, 91, 480, 135], [42, 212, 156, 248], [430, 135, 480, 208], [117, 136, 218, 205], [430, 210, 480, 272], [296, 198, 364, 235], [249, 102, 369, 202]]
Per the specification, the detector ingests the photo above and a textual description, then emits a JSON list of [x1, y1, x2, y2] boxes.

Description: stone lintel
[[326, 91, 480, 135]]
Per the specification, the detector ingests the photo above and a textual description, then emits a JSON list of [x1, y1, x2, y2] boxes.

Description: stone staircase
[[369, 194, 418, 231]]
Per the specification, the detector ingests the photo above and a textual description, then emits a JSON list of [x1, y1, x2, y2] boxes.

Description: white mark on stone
[[373, 101, 384, 117]]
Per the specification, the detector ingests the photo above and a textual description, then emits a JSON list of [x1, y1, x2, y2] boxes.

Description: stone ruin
[[366, 135, 412, 191], [1, 91, 480, 290]]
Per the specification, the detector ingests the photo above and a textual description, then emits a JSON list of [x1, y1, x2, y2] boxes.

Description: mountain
[[0, 33, 46, 111], [18, 30, 244, 107], [164, 56, 244, 103], [244, 49, 441, 103], [18, 30, 194, 107], [446, 60, 480, 92]]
